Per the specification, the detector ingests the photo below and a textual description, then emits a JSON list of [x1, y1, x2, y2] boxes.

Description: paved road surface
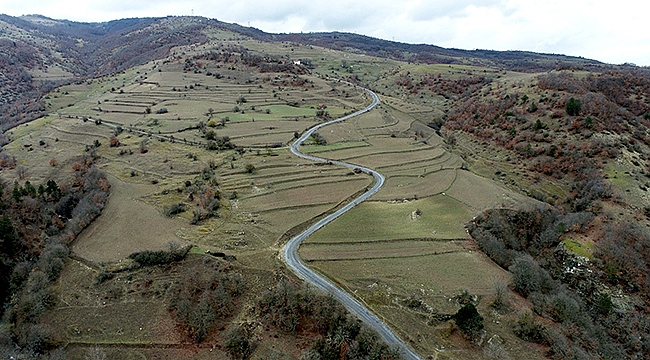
[[283, 84, 422, 360]]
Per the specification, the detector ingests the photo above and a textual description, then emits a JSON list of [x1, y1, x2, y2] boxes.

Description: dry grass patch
[[72, 175, 189, 262], [236, 177, 369, 212], [446, 170, 532, 211], [219, 119, 318, 139], [376, 150, 451, 174], [347, 147, 444, 169], [310, 250, 509, 299], [307, 136, 427, 160], [318, 122, 366, 144], [374, 169, 458, 201]]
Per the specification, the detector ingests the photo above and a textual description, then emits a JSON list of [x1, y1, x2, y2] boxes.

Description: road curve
[[283, 83, 421, 360]]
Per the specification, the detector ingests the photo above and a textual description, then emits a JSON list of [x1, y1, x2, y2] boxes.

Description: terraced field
[[295, 89, 537, 357], [2, 33, 545, 359]]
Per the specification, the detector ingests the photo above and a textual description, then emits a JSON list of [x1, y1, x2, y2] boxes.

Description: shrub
[[509, 254, 554, 296], [453, 303, 484, 337], [566, 97, 581, 116], [95, 271, 114, 284], [169, 262, 244, 342], [257, 279, 398, 359], [164, 202, 186, 217], [225, 326, 254, 360], [310, 132, 327, 145], [491, 280, 509, 310], [514, 310, 548, 344], [38, 242, 68, 281], [139, 139, 149, 154], [128, 247, 189, 267]]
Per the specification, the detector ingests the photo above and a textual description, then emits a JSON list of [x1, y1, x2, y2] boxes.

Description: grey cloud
[[406, 0, 503, 21], [2, 0, 650, 65]]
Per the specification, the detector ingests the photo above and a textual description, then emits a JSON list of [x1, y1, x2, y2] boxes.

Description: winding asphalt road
[[283, 84, 422, 360]]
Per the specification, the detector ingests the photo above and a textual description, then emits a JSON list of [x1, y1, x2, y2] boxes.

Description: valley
[[0, 14, 649, 360]]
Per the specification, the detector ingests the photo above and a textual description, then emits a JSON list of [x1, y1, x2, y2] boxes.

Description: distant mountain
[[0, 13, 614, 140], [272, 31, 605, 72]]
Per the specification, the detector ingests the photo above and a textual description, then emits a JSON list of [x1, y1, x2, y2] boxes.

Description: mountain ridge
[[0, 13, 614, 139]]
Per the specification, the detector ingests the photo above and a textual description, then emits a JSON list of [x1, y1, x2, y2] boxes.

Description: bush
[[257, 280, 400, 359], [225, 326, 254, 360], [509, 254, 554, 296], [38, 241, 68, 281], [491, 280, 509, 310], [164, 202, 186, 217], [453, 303, 484, 337], [169, 262, 244, 342], [566, 97, 581, 116], [310, 132, 327, 145], [514, 310, 548, 344], [128, 247, 189, 267]]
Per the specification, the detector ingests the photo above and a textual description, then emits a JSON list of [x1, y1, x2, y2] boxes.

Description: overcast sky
[[1, 0, 649, 66]]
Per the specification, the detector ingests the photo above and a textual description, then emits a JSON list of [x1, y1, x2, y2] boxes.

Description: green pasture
[[307, 194, 472, 243]]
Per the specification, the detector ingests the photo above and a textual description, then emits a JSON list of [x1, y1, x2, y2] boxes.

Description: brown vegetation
[[0, 154, 110, 354]]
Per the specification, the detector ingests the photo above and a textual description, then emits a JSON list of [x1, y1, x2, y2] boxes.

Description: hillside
[[0, 13, 649, 360], [0, 14, 606, 140]]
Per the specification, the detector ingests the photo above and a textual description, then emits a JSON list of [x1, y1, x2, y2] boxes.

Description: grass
[[446, 170, 533, 211], [562, 236, 594, 259], [300, 239, 468, 261], [299, 140, 369, 153], [307, 194, 473, 243], [310, 250, 509, 298], [72, 175, 190, 263], [237, 176, 370, 212], [374, 169, 457, 201]]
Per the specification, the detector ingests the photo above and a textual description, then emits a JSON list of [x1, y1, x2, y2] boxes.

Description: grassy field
[[307, 195, 472, 243], [72, 175, 189, 263], [300, 239, 469, 261]]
